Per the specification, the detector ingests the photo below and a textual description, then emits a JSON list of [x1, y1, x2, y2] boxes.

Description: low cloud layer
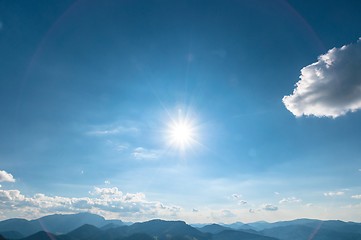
[[283, 38, 361, 118], [0, 170, 15, 183], [0, 187, 180, 221]]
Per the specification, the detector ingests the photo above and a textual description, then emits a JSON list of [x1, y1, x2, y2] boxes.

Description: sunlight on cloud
[[283, 38, 361, 118], [0, 189, 24, 201], [0, 187, 181, 221], [0, 170, 15, 183]]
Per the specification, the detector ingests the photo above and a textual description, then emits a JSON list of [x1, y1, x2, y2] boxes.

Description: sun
[[170, 121, 193, 146], [167, 117, 197, 151]]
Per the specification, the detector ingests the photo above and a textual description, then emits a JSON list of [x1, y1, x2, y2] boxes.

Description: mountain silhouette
[[213, 229, 278, 240], [0, 213, 123, 238], [126, 219, 209, 240], [261, 224, 361, 240], [198, 224, 232, 234], [0, 231, 23, 239], [1, 214, 361, 240], [66, 224, 103, 240]]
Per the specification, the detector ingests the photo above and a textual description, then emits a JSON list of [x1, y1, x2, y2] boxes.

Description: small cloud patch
[[132, 147, 160, 160], [262, 204, 278, 211], [324, 191, 344, 197], [279, 197, 302, 204], [0, 170, 15, 183]]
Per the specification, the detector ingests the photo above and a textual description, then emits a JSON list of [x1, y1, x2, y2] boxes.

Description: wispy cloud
[[132, 147, 160, 160], [279, 197, 302, 204], [0, 170, 15, 183], [283, 38, 361, 118], [351, 195, 361, 199], [324, 191, 345, 197], [87, 124, 139, 136]]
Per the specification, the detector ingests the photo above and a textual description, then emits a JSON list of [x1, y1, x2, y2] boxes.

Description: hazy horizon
[[1, 0, 361, 224], [0, 211, 358, 225]]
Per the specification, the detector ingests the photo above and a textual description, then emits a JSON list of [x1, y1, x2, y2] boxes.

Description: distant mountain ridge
[[0, 212, 123, 237], [0, 213, 360, 240]]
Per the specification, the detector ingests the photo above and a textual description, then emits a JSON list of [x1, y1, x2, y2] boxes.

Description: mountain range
[[0, 213, 360, 240]]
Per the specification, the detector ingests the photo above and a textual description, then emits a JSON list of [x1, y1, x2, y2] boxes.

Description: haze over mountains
[[0, 213, 360, 240]]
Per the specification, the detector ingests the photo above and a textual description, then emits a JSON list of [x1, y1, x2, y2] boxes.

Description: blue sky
[[1, 0, 361, 223]]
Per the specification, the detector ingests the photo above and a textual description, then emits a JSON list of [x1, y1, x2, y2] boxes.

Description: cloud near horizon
[[0, 187, 180, 221], [0, 170, 15, 183], [283, 38, 361, 118]]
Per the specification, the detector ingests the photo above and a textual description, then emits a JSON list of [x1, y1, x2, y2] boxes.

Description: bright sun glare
[[171, 122, 193, 144], [168, 118, 196, 151]]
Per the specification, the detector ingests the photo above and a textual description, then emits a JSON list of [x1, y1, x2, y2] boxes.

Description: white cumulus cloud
[[324, 191, 345, 197], [0, 187, 181, 221], [0, 170, 15, 182], [283, 38, 361, 118], [0, 189, 25, 201]]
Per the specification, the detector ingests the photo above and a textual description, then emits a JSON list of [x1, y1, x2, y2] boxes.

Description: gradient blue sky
[[1, 0, 361, 223]]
